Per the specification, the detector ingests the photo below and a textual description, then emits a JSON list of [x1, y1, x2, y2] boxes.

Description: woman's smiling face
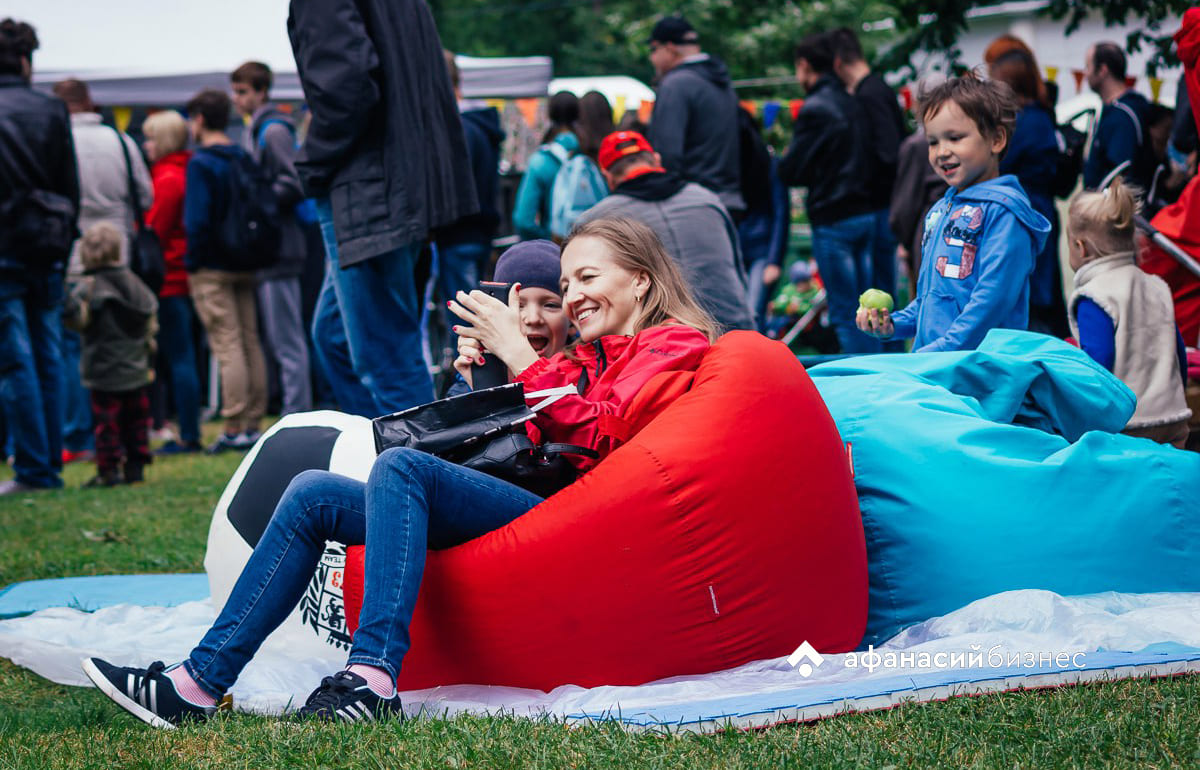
[[559, 236, 648, 343]]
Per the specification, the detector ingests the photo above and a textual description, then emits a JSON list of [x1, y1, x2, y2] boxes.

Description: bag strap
[[524, 385, 577, 413], [541, 442, 599, 459], [256, 117, 295, 149], [111, 125, 145, 233]]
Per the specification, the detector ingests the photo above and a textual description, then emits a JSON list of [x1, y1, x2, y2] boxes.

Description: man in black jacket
[[290, 0, 477, 417], [778, 32, 878, 354], [432, 50, 502, 362], [645, 15, 744, 217], [0, 19, 80, 495], [831, 28, 907, 347]]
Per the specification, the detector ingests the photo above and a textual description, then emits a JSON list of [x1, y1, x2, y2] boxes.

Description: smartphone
[[471, 281, 514, 390], [478, 281, 513, 303]]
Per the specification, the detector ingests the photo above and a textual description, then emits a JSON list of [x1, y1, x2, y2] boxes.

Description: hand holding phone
[[470, 281, 513, 390]]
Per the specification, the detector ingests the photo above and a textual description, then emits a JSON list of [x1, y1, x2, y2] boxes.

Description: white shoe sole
[[81, 658, 177, 730]]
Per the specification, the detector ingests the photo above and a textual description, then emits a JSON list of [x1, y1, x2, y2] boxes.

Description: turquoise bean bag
[[810, 330, 1200, 646]]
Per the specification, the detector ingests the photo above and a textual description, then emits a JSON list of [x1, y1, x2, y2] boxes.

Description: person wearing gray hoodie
[[231, 61, 312, 417], [646, 16, 744, 217]]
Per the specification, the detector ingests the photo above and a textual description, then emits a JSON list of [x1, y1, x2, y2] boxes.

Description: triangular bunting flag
[[613, 95, 627, 123], [1072, 69, 1085, 93], [1045, 66, 1058, 83], [113, 106, 132, 133], [1149, 76, 1163, 103], [763, 101, 781, 129], [515, 97, 539, 128]]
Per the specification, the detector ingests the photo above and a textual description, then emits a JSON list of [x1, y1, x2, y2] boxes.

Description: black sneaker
[[296, 671, 403, 722], [83, 471, 123, 488], [81, 658, 217, 729]]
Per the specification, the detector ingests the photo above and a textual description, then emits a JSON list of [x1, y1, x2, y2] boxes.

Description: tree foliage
[[431, 0, 1192, 87], [882, 0, 1192, 76]]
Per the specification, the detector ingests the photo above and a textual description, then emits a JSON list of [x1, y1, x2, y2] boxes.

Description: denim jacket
[[890, 175, 1050, 352]]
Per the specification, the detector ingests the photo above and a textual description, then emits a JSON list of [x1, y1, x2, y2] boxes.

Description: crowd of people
[[1, 0, 1197, 727]]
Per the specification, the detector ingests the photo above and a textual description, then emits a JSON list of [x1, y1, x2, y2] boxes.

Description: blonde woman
[[82, 217, 718, 727], [142, 110, 201, 453]]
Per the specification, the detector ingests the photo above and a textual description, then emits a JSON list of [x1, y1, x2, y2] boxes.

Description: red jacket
[[516, 324, 710, 473], [146, 150, 191, 298], [1142, 10, 1200, 345]]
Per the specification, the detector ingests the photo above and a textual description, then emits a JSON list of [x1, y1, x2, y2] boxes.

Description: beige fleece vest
[[1068, 252, 1192, 429]]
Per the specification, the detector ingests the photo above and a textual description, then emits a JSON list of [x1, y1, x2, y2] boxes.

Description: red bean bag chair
[[343, 331, 866, 691], [1141, 8, 1200, 346]]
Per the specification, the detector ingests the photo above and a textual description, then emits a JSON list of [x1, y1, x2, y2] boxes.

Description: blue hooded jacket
[[890, 175, 1051, 352]]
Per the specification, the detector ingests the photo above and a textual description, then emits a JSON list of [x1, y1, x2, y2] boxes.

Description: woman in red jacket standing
[[82, 217, 717, 728], [142, 110, 202, 453]]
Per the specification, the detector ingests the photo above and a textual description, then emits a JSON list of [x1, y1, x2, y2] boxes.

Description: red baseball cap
[[598, 130, 655, 172]]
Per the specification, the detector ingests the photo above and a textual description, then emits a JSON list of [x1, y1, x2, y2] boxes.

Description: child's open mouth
[[527, 335, 549, 353]]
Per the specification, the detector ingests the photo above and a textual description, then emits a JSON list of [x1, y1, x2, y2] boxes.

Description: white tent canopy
[[32, 55, 554, 106], [549, 76, 656, 108]]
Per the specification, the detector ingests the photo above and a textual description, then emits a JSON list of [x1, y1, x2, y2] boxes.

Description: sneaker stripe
[[150, 679, 158, 715], [126, 673, 137, 701]]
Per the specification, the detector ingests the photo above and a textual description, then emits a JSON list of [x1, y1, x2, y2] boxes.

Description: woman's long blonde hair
[[1068, 177, 1141, 256], [563, 217, 720, 343]]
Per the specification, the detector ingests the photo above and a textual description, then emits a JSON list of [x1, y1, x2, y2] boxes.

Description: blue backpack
[[549, 153, 608, 239], [256, 118, 319, 225]]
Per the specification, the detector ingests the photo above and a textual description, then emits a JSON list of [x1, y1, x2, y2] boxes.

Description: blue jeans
[[811, 212, 882, 355], [869, 208, 905, 354], [183, 447, 543, 697], [311, 199, 432, 417], [59, 327, 93, 452], [432, 240, 489, 335], [157, 295, 202, 444], [0, 272, 64, 487]]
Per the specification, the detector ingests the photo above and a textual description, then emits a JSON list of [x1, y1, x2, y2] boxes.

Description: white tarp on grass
[[2, 588, 1199, 731]]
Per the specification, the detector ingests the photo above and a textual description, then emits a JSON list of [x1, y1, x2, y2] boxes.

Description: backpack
[[218, 150, 282, 270], [738, 107, 773, 212], [549, 153, 608, 239], [255, 118, 319, 225], [1053, 118, 1088, 199]]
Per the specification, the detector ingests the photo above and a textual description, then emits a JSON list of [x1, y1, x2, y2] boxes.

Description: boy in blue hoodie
[[858, 74, 1051, 352]]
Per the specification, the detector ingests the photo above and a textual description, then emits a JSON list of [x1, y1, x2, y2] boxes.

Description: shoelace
[[135, 661, 167, 702], [303, 672, 358, 711]]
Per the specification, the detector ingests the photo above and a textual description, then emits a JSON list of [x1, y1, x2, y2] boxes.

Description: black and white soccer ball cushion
[[204, 411, 377, 656]]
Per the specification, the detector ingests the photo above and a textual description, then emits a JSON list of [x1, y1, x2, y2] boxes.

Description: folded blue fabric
[[0, 574, 209, 619], [811, 330, 1200, 645]]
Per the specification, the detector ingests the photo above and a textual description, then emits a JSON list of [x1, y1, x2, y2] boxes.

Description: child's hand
[[452, 336, 486, 389], [856, 307, 894, 338]]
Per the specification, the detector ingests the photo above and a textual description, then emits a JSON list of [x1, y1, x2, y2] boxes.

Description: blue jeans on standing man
[[156, 295, 202, 445], [869, 208, 906, 353], [810, 211, 883, 355], [182, 448, 543, 697], [0, 270, 65, 488], [59, 326, 93, 452], [433, 240, 489, 331], [310, 198, 433, 418]]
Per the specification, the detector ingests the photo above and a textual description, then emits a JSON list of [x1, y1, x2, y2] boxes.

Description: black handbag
[[113, 126, 166, 294], [371, 382, 597, 497], [0, 189, 77, 267]]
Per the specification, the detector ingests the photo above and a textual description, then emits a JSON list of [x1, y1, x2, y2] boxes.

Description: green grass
[[1, 429, 1199, 768]]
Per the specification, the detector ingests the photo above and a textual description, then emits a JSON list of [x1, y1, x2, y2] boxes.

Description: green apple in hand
[[858, 288, 894, 311]]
